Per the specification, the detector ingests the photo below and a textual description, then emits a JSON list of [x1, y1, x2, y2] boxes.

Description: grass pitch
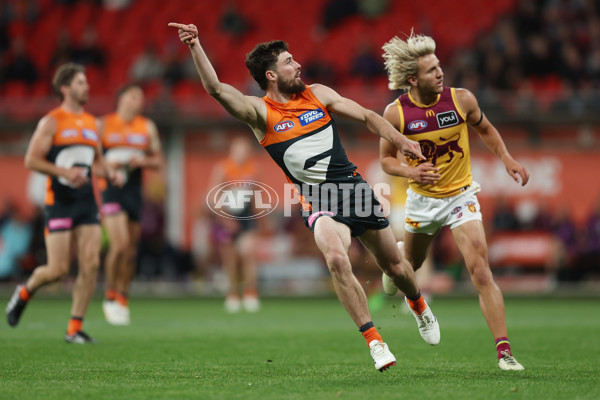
[[1, 295, 599, 400]]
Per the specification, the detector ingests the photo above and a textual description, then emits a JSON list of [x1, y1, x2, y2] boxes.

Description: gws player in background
[[168, 22, 440, 372], [6, 63, 124, 343], [207, 136, 261, 313], [380, 32, 529, 370], [99, 84, 163, 326]]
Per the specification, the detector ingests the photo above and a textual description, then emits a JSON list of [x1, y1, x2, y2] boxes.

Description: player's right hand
[[168, 22, 198, 46], [408, 163, 441, 184], [64, 166, 89, 188]]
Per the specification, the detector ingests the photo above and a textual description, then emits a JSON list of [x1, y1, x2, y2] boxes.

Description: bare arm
[[25, 115, 89, 188], [379, 103, 440, 184], [168, 22, 266, 133], [456, 88, 530, 186], [93, 119, 125, 186], [310, 84, 425, 160], [129, 119, 163, 170]]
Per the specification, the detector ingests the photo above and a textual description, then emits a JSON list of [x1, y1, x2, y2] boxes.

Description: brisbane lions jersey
[[394, 87, 472, 198], [260, 86, 359, 212], [44, 107, 98, 205]]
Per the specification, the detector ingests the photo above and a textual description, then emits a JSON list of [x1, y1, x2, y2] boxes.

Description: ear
[[407, 75, 418, 88], [265, 70, 277, 84]]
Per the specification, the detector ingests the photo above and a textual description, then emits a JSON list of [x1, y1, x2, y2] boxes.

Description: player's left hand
[[168, 22, 198, 46], [398, 137, 426, 161], [505, 158, 530, 186]]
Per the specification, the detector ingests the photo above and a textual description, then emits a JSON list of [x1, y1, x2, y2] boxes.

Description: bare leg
[[237, 231, 258, 294], [452, 220, 507, 338], [26, 231, 72, 292], [71, 224, 101, 318], [115, 220, 141, 294], [358, 226, 419, 298], [314, 217, 371, 327], [103, 213, 130, 294]]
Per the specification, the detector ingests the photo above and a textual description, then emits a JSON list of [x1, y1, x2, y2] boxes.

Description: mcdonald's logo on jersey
[[426, 109, 436, 118]]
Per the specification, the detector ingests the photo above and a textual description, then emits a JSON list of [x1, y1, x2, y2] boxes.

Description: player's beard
[[71, 90, 89, 106], [277, 76, 305, 95]]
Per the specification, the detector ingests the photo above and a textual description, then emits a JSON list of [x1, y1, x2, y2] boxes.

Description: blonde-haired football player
[[380, 31, 529, 371]]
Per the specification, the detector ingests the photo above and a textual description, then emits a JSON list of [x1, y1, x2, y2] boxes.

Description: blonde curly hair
[[382, 31, 436, 90]]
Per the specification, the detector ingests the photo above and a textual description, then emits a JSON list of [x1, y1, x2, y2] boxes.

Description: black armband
[[471, 110, 484, 126]]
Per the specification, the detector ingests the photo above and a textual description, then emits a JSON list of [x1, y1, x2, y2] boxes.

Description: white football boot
[[103, 300, 130, 326], [369, 340, 396, 372], [405, 297, 440, 345], [498, 350, 525, 370]]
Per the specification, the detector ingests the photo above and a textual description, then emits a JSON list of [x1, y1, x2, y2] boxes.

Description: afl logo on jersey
[[274, 120, 295, 132], [408, 120, 427, 131]]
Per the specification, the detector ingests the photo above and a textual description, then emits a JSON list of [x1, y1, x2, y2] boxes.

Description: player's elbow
[[24, 153, 35, 170], [205, 81, 223, 98], [380, 157, 395, 175]]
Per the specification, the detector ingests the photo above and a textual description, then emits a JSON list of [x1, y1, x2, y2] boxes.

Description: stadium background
[[0, 0, 599, 296]]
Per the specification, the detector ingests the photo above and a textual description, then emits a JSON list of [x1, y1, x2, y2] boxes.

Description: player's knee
[[470, 264, 493, 288], [111, 240, 131, 257], [324, 251, 351, 276], [50, 263, 70, 280]]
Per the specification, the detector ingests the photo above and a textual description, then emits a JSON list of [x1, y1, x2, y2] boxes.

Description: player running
[[6, 63, 123, 343], [379, 32, 529, 370]]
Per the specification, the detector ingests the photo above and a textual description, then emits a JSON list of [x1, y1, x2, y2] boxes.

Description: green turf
[[1, 296, 599, 400]]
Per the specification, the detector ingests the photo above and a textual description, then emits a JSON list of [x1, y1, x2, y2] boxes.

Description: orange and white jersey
[[261, 85, 357, 186], [100, 112, 151, 190], [260, 86, 359, 212], [395, 87, 472, 198], [101, 112, 151, 164], [45, 107, 98, 205]]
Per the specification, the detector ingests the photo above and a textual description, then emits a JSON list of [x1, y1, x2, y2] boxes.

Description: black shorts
[[301, 179, 389, 237], [101, 186, 142, 222], [45, 195, 99, 233]]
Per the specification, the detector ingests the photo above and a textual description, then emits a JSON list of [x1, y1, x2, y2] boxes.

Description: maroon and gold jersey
[[395, 87, 471, 198], [260, 86, 358, 212], [44, 107, 98, 205]]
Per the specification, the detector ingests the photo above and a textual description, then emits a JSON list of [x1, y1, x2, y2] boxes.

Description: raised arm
[[310, 83, 425, 161], [456, 88, 529, 186], [168, 23, 265, 131]]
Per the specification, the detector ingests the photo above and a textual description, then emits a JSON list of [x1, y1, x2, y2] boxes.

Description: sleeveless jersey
[[45, 107, 98, 206], [395, 87, 471, 198], [260, 86, 357, 212], [217, 157, 258, 217], [100, 113, 151, 191]]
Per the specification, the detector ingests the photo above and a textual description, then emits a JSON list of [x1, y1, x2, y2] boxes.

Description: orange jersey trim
[[101, 113, 151, 151], [260, 86, 331, 148], [49, 107, 98, 147]]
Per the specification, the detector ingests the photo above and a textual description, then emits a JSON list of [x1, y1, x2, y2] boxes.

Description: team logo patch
[[436, 110, 459, 128], [451, 206, 462, 215], [127, 134, 148, 145], [466, 201, 477, 213], [82, 129, 98, 141], [61, 129, 78, 138], [405, 216, 421, 229], [299, 109, 325, 126], [408, 120, 427, 131], [274, 120, 294, 132], [107, 133, 122, 143]]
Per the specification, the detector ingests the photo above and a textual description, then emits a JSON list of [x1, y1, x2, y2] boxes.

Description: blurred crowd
[[2, 0, 600, 116]]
